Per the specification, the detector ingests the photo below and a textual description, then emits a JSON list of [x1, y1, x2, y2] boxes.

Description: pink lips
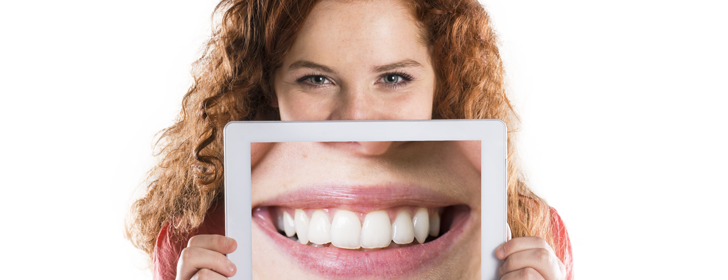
[[252, 185, 474, 279], [254, 184, 465, 213]]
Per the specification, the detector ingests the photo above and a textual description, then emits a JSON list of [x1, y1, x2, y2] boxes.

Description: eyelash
[[295, 71, 414, 89], [379, 71, 414, 89], [296, 73, 334, 89]]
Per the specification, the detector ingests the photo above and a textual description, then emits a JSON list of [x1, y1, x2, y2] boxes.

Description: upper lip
[[252, 183, 466, 212]]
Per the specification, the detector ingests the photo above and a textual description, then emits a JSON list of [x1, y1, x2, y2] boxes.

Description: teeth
[[307, 210, 332, 245], [391, 210, 415, 244], [283, 211, 296, 237], [412, 207, 429, 244], [330, 210, 362, 249], [360, 210, 392, 249], [294, 209, 310, 244], [286, 207, 443, 249], [429, 210, 440, 237]]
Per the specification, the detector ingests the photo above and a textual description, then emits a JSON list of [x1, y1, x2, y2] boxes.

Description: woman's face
[[253, 0, 481, 279], [273, 0, 435, 120]]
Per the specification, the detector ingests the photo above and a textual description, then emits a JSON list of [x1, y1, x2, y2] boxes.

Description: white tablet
[[224, 120, 506, 279]]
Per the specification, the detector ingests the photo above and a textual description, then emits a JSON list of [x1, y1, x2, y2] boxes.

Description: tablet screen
[[250, 141, 481, 279]]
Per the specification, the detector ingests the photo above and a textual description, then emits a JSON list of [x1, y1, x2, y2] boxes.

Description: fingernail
[[497, 243, 505, 258], [228, 237, 237, 249]]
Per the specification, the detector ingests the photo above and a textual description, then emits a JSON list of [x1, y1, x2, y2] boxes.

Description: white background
[[1, 0, 726, 279]]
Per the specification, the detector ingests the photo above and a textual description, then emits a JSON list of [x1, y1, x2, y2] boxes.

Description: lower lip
[[253, 206, 472, 279]]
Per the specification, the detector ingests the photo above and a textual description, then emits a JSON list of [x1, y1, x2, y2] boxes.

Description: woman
[[126, 0, 573, 279]]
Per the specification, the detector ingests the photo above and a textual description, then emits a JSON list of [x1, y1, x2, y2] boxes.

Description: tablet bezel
[[224, 120, 507, 280]]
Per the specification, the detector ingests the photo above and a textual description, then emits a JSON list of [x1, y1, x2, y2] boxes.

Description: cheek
[[281, 95, 335, 120], [409, 74, 437, 119], [274, 75, 314, 121], [275, 85, 335, 121], [402, 92, 434, 119], [388, 83, 436, 120]]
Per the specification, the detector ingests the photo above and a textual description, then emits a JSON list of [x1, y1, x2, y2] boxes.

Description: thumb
[[506, 223, 512, 241]]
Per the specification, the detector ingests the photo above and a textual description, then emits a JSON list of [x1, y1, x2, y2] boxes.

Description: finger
[[190, 268, 231, 280], [499, 248, 560, 280], [500, 267, 545, 280], [187, 235, 237, 254], [176, 247, 237, 280], [496, 236, 553, 260]]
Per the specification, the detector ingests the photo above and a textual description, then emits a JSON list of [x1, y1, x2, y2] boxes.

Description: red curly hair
[[126, 0, 556, 264]]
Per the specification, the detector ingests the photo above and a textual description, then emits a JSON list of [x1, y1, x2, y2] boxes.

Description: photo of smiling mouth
[[252, 186, 476, 279], [246, 139, 483, 279]]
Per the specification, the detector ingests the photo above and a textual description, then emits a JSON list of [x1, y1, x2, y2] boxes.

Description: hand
[[176, 234, 238, 280], [496, 225, 565, 280]]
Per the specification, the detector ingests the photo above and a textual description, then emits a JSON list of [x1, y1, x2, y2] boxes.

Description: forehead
[[285, 0, 428, 68]]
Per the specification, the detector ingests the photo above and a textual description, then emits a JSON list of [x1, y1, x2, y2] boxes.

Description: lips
[[252, 185, 474, 279]]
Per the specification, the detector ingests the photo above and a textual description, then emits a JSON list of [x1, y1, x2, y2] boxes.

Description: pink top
[[153, 203, 573, 279]]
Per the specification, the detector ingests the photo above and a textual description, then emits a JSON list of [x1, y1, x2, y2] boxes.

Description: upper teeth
[[308, 210, 332, 245], [283, 211, 296, 237], [274, 207, 442, 250], [392, 209, 414, 244], [361, 210, 391, 249], [331, 210, 362, 249]]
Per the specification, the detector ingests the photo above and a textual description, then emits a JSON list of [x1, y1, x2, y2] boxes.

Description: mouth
[[252, 185, 474, 279]]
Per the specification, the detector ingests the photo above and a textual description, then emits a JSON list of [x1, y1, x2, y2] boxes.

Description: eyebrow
[[373, 59, 423, 72], [286, 59, 423, 74], [288, 60, 336, 73]]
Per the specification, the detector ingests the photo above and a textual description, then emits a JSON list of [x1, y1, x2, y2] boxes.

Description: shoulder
[[549, 207, 574, 280], [152, 202, 226, 280], [153, 223, 181, 280]]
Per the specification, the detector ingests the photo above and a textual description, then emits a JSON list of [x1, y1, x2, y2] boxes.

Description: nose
[[327, 86, 401, 156], [328, 85, 386, 121], [356, 141, 395, 156]]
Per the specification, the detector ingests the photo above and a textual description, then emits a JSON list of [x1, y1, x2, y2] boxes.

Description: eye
[[306, 76, 330, 85], [382, 74, 403, 84], [378, 72, 413, 88], [296, 74, 334, 88]]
